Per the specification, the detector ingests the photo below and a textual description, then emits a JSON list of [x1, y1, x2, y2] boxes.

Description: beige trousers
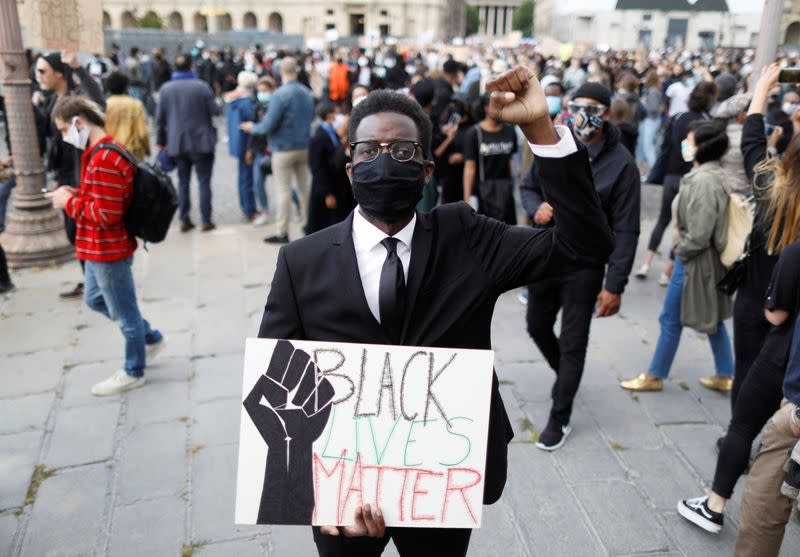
[[735, 400, 798, 557], [271, 149, 309, 237]]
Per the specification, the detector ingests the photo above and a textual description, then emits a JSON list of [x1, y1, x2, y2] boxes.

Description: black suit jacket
[[258, 146, 614, 505]]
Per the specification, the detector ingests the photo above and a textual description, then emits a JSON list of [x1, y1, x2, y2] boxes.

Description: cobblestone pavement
[[2, 135, 800, 556]]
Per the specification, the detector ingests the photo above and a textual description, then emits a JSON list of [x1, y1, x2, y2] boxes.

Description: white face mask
[[783, 102, 800, 116], [63, 117, 90, 150], [333, 113, 346, 130]]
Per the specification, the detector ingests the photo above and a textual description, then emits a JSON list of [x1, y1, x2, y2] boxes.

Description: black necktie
[[379, 237, 406, 341]]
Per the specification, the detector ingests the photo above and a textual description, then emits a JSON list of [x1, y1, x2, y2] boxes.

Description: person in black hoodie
[[521, 81, 640, 451], [33, 50, 105, 300]]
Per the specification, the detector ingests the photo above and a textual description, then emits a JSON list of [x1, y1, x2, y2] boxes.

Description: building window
[[326, 23, 335, 30], [380, 10, 388, 17], [643, 13, 652, 21], [326, 9, 334, 15], [380, 24, 390, 36]]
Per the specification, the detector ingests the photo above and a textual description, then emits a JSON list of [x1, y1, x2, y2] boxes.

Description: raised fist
[[244, 340, 335, 524]]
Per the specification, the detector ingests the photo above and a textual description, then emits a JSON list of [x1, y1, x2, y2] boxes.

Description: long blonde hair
[[756, 132, 800, 254]]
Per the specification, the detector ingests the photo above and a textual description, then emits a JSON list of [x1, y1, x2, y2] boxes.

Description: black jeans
[[647, 173, 681, 253], [0, 242, 9, 283], [711, 331, 787, 499], [526, 267, 605, 425], [732, 291, 772, 411], [175, 153, 215, 225], [312, 526, 471, 557]]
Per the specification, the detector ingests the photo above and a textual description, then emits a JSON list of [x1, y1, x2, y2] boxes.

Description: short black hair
[[175, 54, 192, 72], [688, 81, 719, 113], [349, 90, 433, 159], [443, 59, 461, 76], [689, 119, 728, 163], [316, 102, 336, 121], [106, 72, 129, 95], [410, 78, 435, 109]]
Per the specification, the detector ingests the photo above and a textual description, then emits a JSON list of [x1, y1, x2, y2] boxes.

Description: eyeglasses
[[349, 140, 424, 163], [567, 102, 607, 117]]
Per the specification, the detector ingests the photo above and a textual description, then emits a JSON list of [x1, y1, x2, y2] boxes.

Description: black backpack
[[88, 143, 178, 243]]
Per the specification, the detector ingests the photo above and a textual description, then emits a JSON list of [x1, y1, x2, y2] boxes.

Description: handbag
[[475, 126, 514, 222], [720, 192, 755, 268], [259, 149, 273, 176], [717, 235, 752, 295]]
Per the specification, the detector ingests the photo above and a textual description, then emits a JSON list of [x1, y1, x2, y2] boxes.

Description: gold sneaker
[[699, 376, 733, 392], [620, 373, 663, 392]]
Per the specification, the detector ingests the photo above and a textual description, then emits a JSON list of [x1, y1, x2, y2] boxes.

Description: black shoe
[[263, 234, 289, 244], [59, 282, 84, 299], [0, 280, 14, 294], [200, 222, 216, 232], [678, 496, 724, 534], [180, 220, 195, 233], [535, 418, 571, 452]]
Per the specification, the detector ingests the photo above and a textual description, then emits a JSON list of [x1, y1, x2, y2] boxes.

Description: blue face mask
[[546, 95, 562, 116], [681, 139, 696, 163], [257, 92, 272, 104]]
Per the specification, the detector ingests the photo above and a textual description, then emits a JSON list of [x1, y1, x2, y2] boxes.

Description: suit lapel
[[332, 213, 388, 340], [401, 212, 433, 342]]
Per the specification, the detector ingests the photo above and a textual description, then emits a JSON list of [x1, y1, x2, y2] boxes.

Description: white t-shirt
[[666, 81, 691, 116]]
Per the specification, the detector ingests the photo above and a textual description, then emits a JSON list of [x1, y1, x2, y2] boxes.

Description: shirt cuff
[[527, 125, 578, 158]]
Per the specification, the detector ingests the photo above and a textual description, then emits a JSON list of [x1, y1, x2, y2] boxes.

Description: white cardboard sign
[[235, 338, 494, 529]]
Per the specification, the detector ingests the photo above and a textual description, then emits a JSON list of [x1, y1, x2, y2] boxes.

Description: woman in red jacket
[[46, 96, 166, 396]]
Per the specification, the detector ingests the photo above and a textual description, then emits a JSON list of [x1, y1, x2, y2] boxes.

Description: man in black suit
[[306, 102, 349, 234], [257, 66, 614, 557]]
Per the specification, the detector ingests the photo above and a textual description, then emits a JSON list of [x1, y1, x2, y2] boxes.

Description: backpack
[[720, 192, 754, 269], [89, 143, 178, 244]]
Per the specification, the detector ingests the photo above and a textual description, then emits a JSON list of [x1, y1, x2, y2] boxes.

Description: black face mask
[[351, 153, 425, 220]]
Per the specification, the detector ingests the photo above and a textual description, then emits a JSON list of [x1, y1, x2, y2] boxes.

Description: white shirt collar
[[352, 206, 416, 252]]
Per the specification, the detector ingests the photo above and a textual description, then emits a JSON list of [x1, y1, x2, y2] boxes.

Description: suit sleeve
[[519, 161, 545, 220], [258, 247, 305, 339], [460, 147, 614, 292], [603, 160, 641, 294]]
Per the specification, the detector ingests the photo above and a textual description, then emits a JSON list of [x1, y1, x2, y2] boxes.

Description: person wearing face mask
[[638, 81, 718, 284], [44, 96, 166, 397], [519, 81, 641, 451], [306, 103, 353, 234], [540, 75, 564, 121], [246, 77, 277, 226], [621, 121, 733, 393], [328, 57, 351, 105], [258, 66, 614, 557], [463, 93, 518, 224]]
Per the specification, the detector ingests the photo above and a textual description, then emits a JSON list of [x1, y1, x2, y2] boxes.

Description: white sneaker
[[252, 213, 269, 226], [91, 370, 145, 396], [658, 272, 671, 287], [146, 335, 168, 363], [635, 263, 650, 279]]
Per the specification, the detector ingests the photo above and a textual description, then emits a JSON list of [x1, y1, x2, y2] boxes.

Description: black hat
[[572, 82, 611, 108], [42, 52, 66, 75]]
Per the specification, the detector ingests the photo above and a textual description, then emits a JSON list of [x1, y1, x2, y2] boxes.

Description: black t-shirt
[[464, 124, 517, 182], [763, 242, 800, 365]]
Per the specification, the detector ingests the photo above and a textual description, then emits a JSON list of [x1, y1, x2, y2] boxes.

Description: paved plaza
[[2, 143, 800, 556]]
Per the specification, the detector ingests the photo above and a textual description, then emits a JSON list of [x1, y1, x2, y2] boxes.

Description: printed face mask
[[572, 110, 603, 142], [351, 153, 425, 220], [681, 139, 696, 163], [63, 117, 90, 150]]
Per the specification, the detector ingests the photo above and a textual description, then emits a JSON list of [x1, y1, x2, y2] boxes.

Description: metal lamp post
[[0, 0, 73, 268]]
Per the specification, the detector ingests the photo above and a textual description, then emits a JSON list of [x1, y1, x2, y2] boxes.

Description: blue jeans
[[648, 258, 734, 379], [252, 151, 269, 212], [176, 153, 214, 225], [638, 116, 661, 168], [237, 154, 256, 218], [0, 176, 15, 234], [84, 256, 162, 377]]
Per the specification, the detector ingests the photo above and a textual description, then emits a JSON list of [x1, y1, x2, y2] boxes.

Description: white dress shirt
[[350, 125, 576, 324]]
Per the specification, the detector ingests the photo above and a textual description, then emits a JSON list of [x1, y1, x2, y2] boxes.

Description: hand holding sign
[[243, 340, 334, 524]]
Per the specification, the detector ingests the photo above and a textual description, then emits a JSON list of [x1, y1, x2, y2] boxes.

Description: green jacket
[[675, 161, 732, 334]]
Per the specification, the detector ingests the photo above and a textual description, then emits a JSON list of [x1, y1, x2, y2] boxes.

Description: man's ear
[[424, 161, 435, 183], [345, 162, 353, 184]]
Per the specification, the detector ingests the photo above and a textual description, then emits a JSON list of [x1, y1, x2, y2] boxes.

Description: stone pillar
[[0, 0, 73, 268]]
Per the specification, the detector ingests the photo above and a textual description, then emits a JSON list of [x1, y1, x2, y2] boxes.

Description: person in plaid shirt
[[46, 96, 167, 396]]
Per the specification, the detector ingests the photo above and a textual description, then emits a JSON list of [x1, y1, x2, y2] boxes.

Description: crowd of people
[[1, 37, 800, 556]]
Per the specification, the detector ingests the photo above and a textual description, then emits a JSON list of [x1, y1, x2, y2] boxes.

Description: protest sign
[[235, 338, 494, 529], [21, 0, 104, 53]]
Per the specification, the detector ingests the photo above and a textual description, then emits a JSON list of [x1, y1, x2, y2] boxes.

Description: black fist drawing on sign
[[243, 340, 335, 524]]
